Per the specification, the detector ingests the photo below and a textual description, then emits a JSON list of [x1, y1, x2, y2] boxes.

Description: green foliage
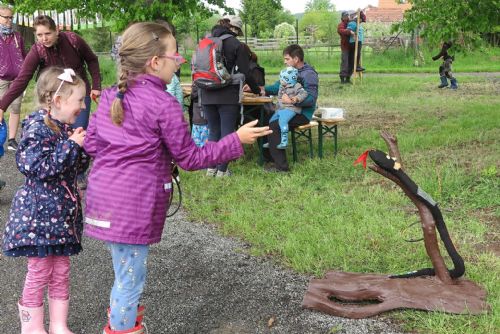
[[9, 0, 231, 32], [241, 0, 293, 38], [299, 9, 339, 44], [76, 27, 112, 52], [305, 0, 333, 12], [363, 22, 393, 38], [395, 0, 500, 50], [273, 22, 295, 39]]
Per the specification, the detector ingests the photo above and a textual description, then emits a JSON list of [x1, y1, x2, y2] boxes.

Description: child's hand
[[242, 84, 251, 92], [69, 127, 86, 147], [236, 120, 272, 144], [281, 94, 293, 104]]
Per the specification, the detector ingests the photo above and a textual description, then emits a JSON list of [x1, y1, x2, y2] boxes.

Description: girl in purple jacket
[[83, 22, 270, 334], [3, 67, 89, 334]]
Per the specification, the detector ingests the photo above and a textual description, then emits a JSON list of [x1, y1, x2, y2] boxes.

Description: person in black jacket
[[201, 16, 261, 177]]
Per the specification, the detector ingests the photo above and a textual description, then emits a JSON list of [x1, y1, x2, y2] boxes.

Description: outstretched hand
[[236, 120, 272, 144]]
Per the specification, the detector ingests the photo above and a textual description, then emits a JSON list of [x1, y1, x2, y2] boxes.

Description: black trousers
[[266, 114, 309, 171], [348, 42, 362, 76]]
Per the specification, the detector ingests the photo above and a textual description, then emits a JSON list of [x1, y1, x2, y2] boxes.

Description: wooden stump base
[[302, 271, 489, 318]]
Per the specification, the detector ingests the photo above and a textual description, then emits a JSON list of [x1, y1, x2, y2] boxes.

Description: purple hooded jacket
[[83, 74, 244, 245], [0, 31, 25, 80]]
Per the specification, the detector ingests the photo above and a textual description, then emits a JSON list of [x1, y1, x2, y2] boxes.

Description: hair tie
[[116, 91, 125, 100]]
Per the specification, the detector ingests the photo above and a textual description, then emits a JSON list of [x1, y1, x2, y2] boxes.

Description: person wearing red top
[[0, 4, 26, 151], [0, 15, 101, 131], [337, 11, 354, 84]]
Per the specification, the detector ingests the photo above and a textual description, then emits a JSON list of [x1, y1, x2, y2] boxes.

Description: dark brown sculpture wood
[[302, 131, 489, 318]]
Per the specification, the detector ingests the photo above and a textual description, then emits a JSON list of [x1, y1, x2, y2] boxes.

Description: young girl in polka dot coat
[[2, 66, 89, 334]]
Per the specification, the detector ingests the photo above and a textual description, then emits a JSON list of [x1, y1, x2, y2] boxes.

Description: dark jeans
[[73, 95, 91, 129], [203, 104, 239, 172], [348, 42, 362, 76], [267, 114, 309, 171]]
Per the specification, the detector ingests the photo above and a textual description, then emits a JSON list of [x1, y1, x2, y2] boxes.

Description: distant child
[[0, 118, 6, 190], [2, 66, 89, 333], [432, 41, 458, 89], [166, 73, 185, 111], [82, 22, 270, 333], [264, 67, 308, 149], [190, 84, 209, 147], [347, 11, 366, 74]]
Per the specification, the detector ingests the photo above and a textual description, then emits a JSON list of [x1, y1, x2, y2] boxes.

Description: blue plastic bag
[[0, 120, 7, 157]]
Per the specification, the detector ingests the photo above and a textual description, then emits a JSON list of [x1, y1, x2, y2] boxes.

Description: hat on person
[[279, 66, 299, 87], [225, 15, 243, 35], [227, 15, 243, 30]]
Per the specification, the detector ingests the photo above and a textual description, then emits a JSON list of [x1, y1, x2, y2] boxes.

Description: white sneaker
[[215, 170, 232, 177], [206, 168, 217, 177]]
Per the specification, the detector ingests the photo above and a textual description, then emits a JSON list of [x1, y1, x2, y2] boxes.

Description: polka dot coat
[[2, 110, 90, 256]]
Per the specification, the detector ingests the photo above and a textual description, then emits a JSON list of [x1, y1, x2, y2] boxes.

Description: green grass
[[179, 75, 499, 334], [252, 47, 500, 74]]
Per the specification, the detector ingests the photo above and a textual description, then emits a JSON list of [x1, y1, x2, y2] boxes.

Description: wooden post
[[352, 9, 361, 85]]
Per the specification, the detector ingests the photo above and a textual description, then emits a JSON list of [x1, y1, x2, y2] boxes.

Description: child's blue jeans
[[269, 109, 296, 133], [107, 242, 149, 330]]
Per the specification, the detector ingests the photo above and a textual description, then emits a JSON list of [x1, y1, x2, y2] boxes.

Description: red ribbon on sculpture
[[353, 149, 370, 169]]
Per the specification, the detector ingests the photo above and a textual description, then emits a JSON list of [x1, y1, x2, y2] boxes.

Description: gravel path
[[0, 149, 404, 333]]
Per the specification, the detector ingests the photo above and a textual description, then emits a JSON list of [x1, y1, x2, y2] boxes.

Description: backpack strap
[[218, 34, 234, 41], [64, 32, 83, 61]]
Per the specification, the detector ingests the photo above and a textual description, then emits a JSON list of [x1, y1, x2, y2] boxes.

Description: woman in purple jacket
[[0, 15, 101, 131], [83, 22, 270, 334]]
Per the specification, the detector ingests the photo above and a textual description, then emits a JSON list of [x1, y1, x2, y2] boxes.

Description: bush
[[75, 27, 113, 53]]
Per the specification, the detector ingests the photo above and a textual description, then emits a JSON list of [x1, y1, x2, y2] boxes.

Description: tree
[[241, 0, 293, 38], [305, 0, 333, 12], [7, 0, 231, 31], [394, 0, 500, 50], [300, 7, 338, 44], [274, 22, 295, 39]]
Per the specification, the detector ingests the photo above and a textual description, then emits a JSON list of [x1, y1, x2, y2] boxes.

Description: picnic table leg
[[258, 107, 264, 166], [318, 122, 324, 159], [308, 129, 314, 158], [334, 124, 338, 157]]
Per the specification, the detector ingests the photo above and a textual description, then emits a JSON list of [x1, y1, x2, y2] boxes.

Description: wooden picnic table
[[181, 84, 272, 105]]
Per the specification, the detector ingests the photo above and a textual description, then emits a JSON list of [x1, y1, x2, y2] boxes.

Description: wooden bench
[[290, 121, 318, 163], [312, 116, 345, 158]]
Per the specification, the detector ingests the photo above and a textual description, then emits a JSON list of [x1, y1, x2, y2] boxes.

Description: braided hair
[[111, 22, 173, 126]]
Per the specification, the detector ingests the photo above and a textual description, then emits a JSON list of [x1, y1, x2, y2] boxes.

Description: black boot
[[340, 76, 345, 84], [344, 76, 352, 84]]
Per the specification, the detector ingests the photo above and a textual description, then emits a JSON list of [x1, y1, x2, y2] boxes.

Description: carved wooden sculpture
[[302, 131, 489, 318]]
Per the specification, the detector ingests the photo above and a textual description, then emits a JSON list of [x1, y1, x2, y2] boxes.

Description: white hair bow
[[54, 68, 76, 98]]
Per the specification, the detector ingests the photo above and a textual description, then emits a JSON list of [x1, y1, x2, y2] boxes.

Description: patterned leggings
[[21, 256, 70, 307], [107, 242, 149, 330]]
